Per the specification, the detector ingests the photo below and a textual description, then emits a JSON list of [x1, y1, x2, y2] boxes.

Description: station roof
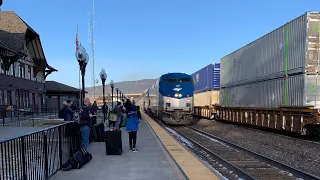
[[0, 11, 57, 72], [45, 81, 88, 94]]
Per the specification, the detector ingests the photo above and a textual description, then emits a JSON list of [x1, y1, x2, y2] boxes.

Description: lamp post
[[99, 68, 107, 123], [76, 44, 89, 105], [148, 88, 150, 108], [110, 80, 114, 108], [116, 87, 119, 103]]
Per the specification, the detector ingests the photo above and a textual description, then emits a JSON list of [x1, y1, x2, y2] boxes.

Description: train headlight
[[166, 98, 170, 102], [187, 99, 190, 102], [174, 94, 178, 97], [178, 94, 182, 97]]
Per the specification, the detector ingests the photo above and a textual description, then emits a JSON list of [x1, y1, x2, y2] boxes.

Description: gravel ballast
[[192, 119, 320, 177]]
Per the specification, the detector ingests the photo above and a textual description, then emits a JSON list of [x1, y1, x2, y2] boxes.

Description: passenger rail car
[[139, 73, 194, 125]]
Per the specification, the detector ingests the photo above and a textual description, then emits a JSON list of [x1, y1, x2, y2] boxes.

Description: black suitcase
[[94, 123, 104, 142], [104, 130, 123, 155]]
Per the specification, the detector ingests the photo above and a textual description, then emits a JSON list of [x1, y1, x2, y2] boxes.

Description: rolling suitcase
[[104, 130, 123, 155]]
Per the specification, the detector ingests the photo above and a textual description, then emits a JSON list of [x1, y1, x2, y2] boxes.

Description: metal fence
[[1, 108, 60, 127], [0, 122, 80, 180]]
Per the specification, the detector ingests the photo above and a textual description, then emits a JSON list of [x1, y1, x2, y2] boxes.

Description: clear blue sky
[[2, 0, 318, 88]]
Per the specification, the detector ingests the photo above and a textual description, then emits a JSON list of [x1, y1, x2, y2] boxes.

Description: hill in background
[[85, 79, 157, 99]]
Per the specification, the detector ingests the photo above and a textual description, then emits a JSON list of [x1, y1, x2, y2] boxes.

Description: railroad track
[[176, 125, 320, 180], [146, 113, 320, 179]]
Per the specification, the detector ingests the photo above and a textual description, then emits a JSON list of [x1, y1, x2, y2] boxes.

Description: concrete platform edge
[[142, 114, 188, 180], [142, 113, 224, 180]]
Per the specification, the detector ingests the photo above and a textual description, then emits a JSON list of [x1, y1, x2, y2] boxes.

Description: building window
[[17, 62, 20, 77], [25, 90, 29, 108], [0, 90, 3, 105], [20, 89, 24, 108], [20, 63, 25, 78], [8, 63, 14, 76], [7, 91, 12, 106], [26, 65, 31, 80], [16, 89, 19, 108], [0, 58, 4, 74]]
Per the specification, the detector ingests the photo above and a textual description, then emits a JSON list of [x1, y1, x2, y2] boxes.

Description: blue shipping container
[[192, 63, 220, 93]]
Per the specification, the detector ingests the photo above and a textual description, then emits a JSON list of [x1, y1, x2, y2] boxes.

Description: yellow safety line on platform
[[142, 113, 220, 180]]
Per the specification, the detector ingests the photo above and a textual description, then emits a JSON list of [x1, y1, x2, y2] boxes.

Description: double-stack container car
[[192, 63, 220, 118], [217, 12, 320, 135], [194, 12, 320, 135]]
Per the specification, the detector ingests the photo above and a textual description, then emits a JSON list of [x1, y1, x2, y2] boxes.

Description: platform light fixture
[[99, 68, 107, 123]]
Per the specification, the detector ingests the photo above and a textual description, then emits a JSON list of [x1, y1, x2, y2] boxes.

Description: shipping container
[[220, 74, 320, 108], [220, 12, 320, 88], [194, 90, 220, 107], [192, 63, 220, 93]]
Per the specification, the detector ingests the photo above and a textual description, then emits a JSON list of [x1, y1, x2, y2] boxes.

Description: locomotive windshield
[[163, 78, 176, 83], [179, 78, 192, 83]]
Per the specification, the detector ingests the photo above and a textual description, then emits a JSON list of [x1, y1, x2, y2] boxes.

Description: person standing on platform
[[80, 97, 93, 149], [136, 105, 142, 119], [126, 105, 140, 152], [92, 101, 98, 125], [124, 99, 132, 115], [63, 100, 73, 121], [114, 102, 123, 130]]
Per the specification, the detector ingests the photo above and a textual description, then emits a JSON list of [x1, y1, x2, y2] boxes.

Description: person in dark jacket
[[91, 101, 98, 125], [124, 99, 132, 115], [80, 97, 93, 149], [126, 105, 140, 152], [63, 100, 73, 121], [136, 105, 142, 119]]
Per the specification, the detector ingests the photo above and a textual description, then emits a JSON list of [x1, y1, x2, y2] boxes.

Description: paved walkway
[[0, 127, 45, 141], [51, 118, 185, 180]]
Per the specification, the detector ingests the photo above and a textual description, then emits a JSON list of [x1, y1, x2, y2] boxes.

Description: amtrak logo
[[173, 87, 182, 91]]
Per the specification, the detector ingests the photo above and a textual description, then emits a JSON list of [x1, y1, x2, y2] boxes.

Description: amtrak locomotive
[[138, 73, 194, 125]]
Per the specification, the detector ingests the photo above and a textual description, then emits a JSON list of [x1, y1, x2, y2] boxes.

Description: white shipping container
[[194, 90, 220, 107], [220, 74, 320, 108], [221, 12, 320, 87]]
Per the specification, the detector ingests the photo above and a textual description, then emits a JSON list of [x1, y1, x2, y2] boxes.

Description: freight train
[[137, 73, 194, 125], [192, 11, 320, 135]]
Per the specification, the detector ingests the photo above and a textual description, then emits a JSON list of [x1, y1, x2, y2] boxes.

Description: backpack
[[62, 147, 92, 171], [58, 107, 66, 118]]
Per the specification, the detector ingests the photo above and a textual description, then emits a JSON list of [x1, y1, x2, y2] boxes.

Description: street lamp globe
[[110, 80, 114, 88], [99, 68, 107, 123], [75, 44, 89, 105], [99, 68, 107, 81]]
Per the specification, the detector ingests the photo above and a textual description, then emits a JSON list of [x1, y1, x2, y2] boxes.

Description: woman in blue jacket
[[126, 105, 140, 152]]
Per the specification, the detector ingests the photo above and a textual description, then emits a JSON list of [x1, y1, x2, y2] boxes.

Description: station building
[[0, 11, 56, 116]]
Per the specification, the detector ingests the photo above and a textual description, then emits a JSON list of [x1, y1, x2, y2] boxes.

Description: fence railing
[[0, 122, 80, 180], [1, 108, 60, 127]]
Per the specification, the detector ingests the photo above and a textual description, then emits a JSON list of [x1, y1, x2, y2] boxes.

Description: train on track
[[137, 73, 194, 125], [191, 11, 320, 136]]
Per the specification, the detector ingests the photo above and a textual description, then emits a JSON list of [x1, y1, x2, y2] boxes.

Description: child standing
[[126, 105, 140, 152]]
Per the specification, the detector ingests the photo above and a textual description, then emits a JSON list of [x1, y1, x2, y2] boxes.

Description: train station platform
[[51, 113, 220, 180]]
